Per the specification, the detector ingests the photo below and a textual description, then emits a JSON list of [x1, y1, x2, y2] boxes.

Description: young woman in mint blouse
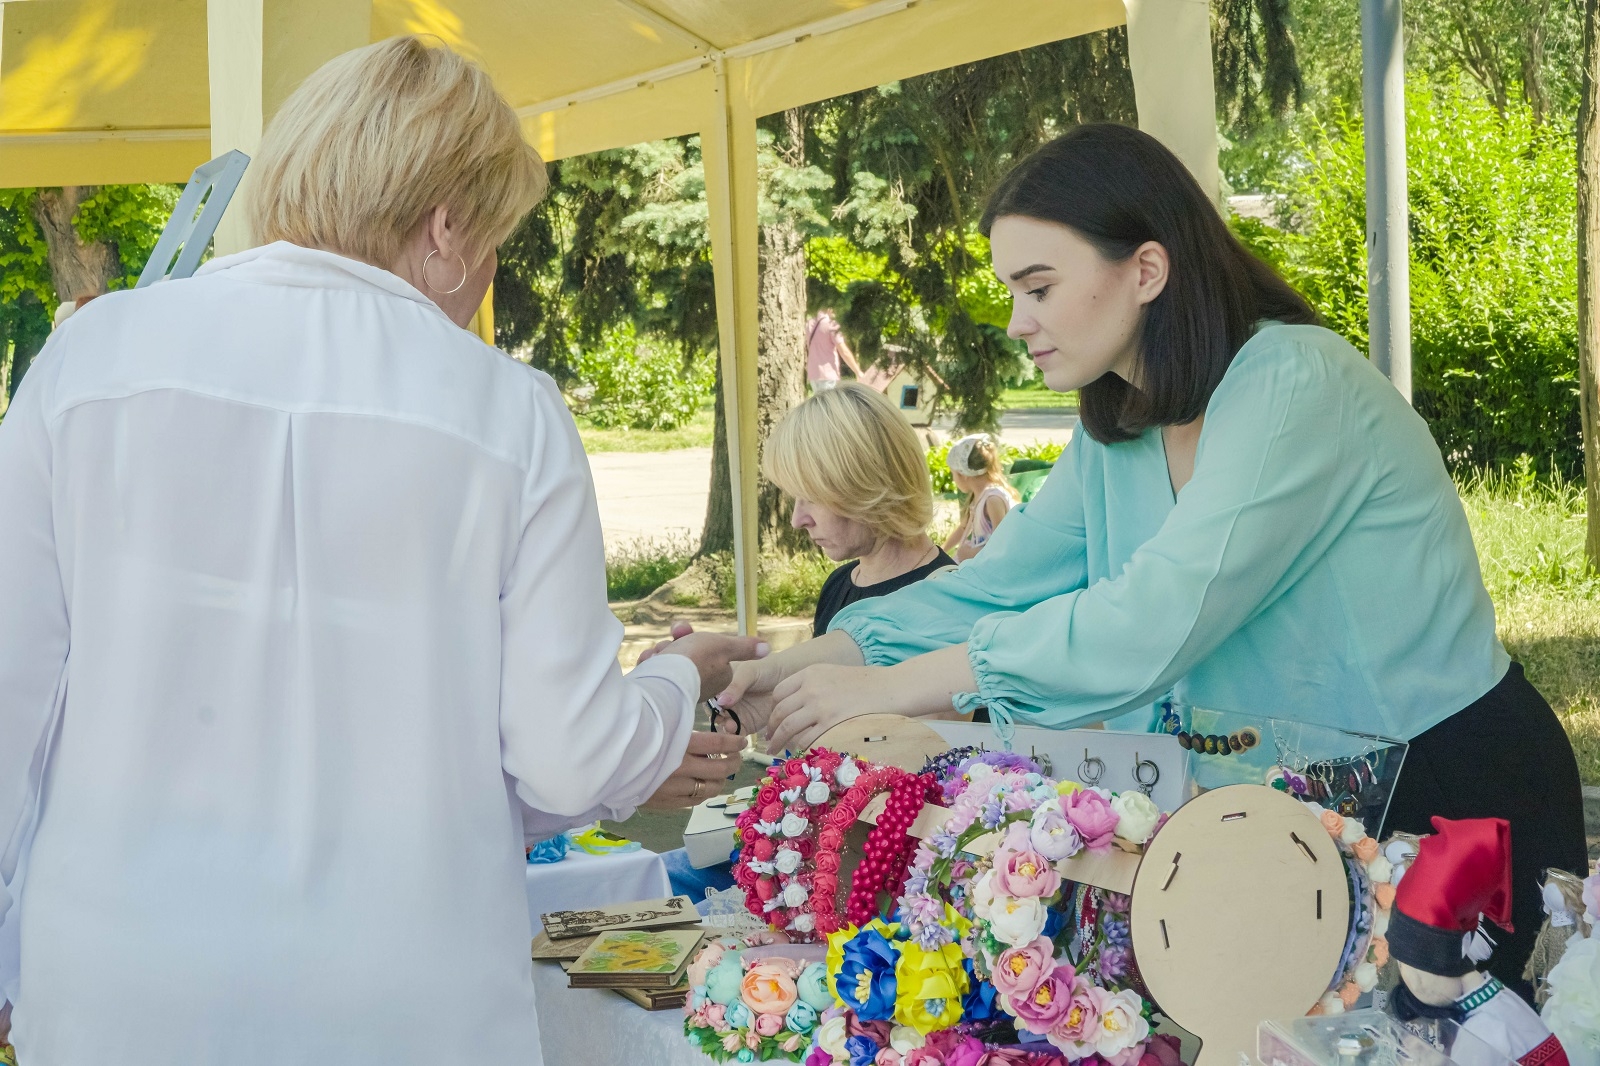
[[718, 124, 1587, 994]]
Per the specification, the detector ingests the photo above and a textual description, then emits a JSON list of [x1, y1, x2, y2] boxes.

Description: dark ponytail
[[981, 123, 1318, 444]]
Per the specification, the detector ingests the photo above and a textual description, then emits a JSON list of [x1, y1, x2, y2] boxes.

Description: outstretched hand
[[658, 630, 770, 702], [766, 663, 889, 753]]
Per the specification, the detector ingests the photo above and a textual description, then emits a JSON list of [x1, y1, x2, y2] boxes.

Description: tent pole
[[1123, 0, 1223, 203], [206, 0, 371, 256], [1360, 0, 1412, 401], [702, 58, 763, 636]]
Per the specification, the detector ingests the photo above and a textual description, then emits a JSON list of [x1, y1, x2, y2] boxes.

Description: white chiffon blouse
[[0, 243, 698, 1065]]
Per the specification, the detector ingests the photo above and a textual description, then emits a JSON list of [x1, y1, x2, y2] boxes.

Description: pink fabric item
[[807, 315, 842, 382]]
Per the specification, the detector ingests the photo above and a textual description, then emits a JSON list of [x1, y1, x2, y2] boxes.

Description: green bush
[[1272, 81, 1580, 478], [699, 550, 838, 618], [606, 535, 695, 601], [572, 324, 714, 431], [926, 439, 1066, 495]]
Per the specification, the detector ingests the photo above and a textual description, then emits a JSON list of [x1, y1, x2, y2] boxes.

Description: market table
[[524, 847, 671, 933], [532, 954, 701, 1066]]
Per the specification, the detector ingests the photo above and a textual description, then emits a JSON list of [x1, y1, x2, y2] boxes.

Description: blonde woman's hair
[[764, 383, 934, 545], [249, 36, 548, 269]]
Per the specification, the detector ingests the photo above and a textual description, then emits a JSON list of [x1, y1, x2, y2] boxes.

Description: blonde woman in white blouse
[[0, 37, 759, 1066]]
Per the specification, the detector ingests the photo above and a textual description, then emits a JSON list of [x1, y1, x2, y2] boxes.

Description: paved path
[[588, 411, 1076, 549], [588, 447, 711, 549]]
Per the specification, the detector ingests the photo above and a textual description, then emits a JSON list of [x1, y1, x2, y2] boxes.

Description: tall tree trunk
[[698, 108, 811, 559], [700, 361, 735, 555], [1522, 2, 1551, 125], [755, 214, 810, 554], [31, 187, 119, 304], [1579, 0, 1600, 570]]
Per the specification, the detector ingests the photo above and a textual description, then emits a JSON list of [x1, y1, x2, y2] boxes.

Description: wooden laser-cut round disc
[[813, 713, 952, 772], [1130, 785, 1349, 1066]]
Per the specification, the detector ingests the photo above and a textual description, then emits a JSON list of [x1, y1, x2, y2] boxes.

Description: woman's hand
[[711, 655, 787, 737], [766, 663, 897, 753], [710, 630, 866, 738], [658, 631, 770, 701], [765, 643, 981, 753], [642, 729, 745, 809]]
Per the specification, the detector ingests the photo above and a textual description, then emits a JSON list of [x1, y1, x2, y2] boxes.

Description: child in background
[[943, 433, 1018, 561]]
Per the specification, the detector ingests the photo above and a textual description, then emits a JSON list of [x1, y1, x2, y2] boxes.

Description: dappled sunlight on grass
[[1460, 471, 1600, 784]]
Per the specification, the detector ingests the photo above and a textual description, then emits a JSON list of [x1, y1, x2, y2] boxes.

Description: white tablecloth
[[525, 847, 671, 933], [525, 848, 704, 1065], [532, 955, 705, 1066]]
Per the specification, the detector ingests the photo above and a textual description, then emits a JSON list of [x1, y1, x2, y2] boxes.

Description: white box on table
[[683, 793, 749, 869]]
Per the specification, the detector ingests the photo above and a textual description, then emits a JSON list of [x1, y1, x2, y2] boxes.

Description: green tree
[[1273, 83, 1581, 476], [0, 183, 179, 405]]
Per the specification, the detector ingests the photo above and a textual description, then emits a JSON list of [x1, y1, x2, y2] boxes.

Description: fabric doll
[[1523, 870, 1589, 1007], [1387, 817, 1569, 1066]]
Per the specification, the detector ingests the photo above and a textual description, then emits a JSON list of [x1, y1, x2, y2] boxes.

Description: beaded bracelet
[[1176, 726, 1260, 756]]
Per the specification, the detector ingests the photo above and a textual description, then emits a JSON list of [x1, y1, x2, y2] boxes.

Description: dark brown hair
[[980, 124, 1318, 444]]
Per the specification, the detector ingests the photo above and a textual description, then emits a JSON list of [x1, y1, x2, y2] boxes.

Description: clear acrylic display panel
[[1259, 1009, 1515, 1066], [1167, 705, 1409, 834]]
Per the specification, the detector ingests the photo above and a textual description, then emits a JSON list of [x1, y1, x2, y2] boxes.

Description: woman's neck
[[853, 534, 938, 586]]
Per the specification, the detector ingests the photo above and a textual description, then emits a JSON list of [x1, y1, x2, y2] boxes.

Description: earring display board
[[925, 721, 1190, 812], [1130, 785, 1350, 1066]]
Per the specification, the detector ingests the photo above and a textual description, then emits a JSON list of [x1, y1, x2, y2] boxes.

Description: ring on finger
[[692, 779, 706, 799]]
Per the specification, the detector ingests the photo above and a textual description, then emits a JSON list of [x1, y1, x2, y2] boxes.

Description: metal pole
[[1360, 0, 1412, 401]]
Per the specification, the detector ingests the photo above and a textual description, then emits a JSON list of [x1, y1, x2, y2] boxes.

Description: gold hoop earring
[[422, 249, 468, 294]]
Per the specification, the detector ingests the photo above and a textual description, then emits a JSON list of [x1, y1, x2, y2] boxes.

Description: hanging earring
[[422, 248, 468, 294], [1078, 749, 1105, 788], [1030, 745, 1054, 777], [1133, 755, 1160, 797]]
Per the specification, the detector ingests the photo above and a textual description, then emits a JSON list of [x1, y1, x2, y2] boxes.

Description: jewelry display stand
[[1130, 785, 1352, 1066], [1165, 706, 1409, 833], [925, 720, 1191, 813]]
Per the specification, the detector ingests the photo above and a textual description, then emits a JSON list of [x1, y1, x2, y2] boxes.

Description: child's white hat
[[946, 433, 998, 477]]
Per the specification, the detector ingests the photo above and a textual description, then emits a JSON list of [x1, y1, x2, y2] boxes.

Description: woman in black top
[[764, 383, 956, 636], [662, 382, 954, 902]]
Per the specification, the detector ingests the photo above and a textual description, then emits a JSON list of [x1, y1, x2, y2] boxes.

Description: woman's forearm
[[881, 643, 978, 718], [776, 629, 865, 672]]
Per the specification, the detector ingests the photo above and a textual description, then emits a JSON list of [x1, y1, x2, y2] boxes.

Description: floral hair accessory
[[845, 771, 941, 928], [734, 747, 859, 941], [686, 942, 826, 1063], [1303, 799, 1413, 1016]]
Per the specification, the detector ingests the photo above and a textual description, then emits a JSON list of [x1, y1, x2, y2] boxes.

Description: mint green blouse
[[832, 324, 1509, 739]]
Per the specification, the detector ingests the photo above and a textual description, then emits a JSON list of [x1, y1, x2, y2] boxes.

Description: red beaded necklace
[[845, 770, 939, 927]]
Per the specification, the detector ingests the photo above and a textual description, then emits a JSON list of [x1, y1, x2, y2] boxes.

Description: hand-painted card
[[566, 928, 704, 989], [540, 894, 698, 940]]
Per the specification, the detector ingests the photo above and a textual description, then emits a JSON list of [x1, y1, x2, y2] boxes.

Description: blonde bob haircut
[[250, 36, 548, 269], [764, 383, 934, 545]]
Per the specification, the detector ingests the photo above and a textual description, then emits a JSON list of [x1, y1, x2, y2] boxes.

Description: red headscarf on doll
[[1386, 817, 1513, 977]]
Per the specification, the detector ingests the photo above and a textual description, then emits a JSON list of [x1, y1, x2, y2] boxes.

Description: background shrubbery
[[569, 324, 715, 431], [1237, 83, 1581, 479]]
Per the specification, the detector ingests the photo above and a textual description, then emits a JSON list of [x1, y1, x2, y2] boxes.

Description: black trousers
[[1382, 661, 1589, 1001]]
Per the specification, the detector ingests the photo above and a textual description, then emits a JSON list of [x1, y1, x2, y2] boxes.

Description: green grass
[[575, 406, 715, 453], [999, 385, 1078, 409], [1459, 470, 1600, 784], [606, 535, 695, 601]]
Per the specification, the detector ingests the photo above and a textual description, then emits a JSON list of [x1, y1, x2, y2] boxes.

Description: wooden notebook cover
[[567, 928, 704, 988], [541, 894, 698, 940]]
